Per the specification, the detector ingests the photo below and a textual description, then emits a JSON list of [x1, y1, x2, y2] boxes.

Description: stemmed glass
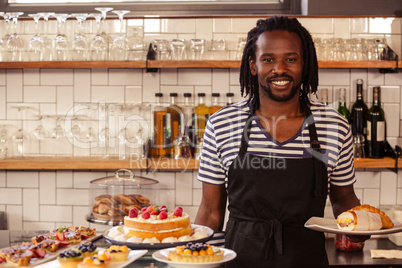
[[27, 13, 44, 61], [71, 13, 90, 61], [111, 10, 130, 61], [6, 12, 24, 62], [89, 13, 107, 61], [94, 7, 113, 60], [10, 106, 31, 158], [52, 13, 71, 61], [37, 12, 54, 61], [0, 124, 11, 159], [0, 12, 5, 61]]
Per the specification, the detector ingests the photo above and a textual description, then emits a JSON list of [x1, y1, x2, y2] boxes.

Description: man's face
[[250, 30, 304, 103]]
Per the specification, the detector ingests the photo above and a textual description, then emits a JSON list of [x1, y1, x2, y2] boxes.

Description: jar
[[86, 169, 159, 225], [335, 234, 365, 251]]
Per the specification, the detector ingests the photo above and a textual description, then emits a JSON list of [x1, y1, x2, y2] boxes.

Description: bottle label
[[367, 121, 385, 141]]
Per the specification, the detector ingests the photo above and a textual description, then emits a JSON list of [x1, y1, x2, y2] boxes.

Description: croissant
[[349, 204, 394, 229], [336, 204, 394, 231]]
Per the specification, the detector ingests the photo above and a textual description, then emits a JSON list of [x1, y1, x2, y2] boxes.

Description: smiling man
[[195, 16, 367, 267]]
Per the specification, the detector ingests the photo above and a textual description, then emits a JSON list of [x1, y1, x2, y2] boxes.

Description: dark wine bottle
[[337, 88, 351, 124], [367, 86, 385, 158], [351, 79, 368, 136]]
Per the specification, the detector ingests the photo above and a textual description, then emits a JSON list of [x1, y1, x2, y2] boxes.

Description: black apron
[[224, 101, 329, 268]]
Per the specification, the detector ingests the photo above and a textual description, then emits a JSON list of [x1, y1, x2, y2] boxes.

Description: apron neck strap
[[239, 100, 322, 157]]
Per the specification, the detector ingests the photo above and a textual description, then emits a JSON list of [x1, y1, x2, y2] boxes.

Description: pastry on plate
[[167, 242, 224, 263]]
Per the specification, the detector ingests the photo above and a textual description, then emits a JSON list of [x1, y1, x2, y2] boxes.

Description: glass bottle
[[152, 93, 169, 157], [209, 93, 223, 116], [367, 86, 385, 158], [321, 88, 329, 105], [194, 93, 209, 140], [338, 88, 351, 124], [351, 79, 369, 155], [167, 93, 184, 156], [226, 92, 234, 105]]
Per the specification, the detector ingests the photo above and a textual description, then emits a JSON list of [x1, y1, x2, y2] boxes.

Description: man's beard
[[260, 81, 301, 102]]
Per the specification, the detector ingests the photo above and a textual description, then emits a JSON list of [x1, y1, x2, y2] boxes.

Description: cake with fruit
[[167, 242, 224, 263], [123, 205, 192, 242]]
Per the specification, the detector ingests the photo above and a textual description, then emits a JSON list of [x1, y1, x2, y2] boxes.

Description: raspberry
[[173, 207, 183, 217], [159, 211, 168, 220], [160, 205, 167, 210], [142, 211, 151, 219], [129, 207, 138, 218], [141, 207, 147, 213]]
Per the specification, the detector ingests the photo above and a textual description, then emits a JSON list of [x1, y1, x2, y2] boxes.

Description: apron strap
[[301, 100, 325, 198]]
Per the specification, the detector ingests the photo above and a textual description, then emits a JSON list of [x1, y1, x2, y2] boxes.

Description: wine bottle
[[321, 88, 329, 105], [367, 86, 385, 158], [351, 79, 368, 140], [338, 88, 351, 124]]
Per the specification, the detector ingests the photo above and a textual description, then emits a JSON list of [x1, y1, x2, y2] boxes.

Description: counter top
[[2, 230, 402, 267]]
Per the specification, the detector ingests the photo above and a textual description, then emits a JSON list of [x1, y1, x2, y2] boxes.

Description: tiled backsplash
[[0, 16, 402, 231]]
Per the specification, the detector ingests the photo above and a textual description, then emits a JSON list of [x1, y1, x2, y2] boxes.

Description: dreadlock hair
[[239, 16, 319, 112]]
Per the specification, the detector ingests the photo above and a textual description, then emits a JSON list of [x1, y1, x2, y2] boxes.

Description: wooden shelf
[[0, 157, 200, 171], [354, 156, 396, 169], [0, 60, 399, 69], [0, 157, 395, 171], [0, 61, 146, 69]]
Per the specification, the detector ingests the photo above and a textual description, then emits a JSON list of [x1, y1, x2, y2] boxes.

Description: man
[[195, 16, 367, 267]]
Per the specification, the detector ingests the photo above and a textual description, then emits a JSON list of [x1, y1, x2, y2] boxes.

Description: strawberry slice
[[56, 231, 65, 241], [58, 241, 69, 247], [36, 248, 46, 258], [81, 234, 89, 239], [0, 256, 4, 263]]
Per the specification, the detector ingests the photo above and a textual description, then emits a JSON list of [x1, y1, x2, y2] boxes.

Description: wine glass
[[6, 12, 24, 62], [127, 26, 145, 60], [94, 7, 113, 60], [89, 13, 107, 61], [52, 13, 71, 61], [71, 13, 90, 61], [0, 12, 5, 61], [27, 13, 44, 61], [10, 106, 31, 158], [37, 12, 55, 61], [0, 124, 10, 159], [111, 10, 130, 61]]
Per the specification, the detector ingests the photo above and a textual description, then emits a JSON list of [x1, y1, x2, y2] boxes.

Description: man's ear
[[249, 58, 257, 75]]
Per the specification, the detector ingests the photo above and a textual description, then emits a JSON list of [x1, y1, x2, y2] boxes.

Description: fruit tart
[[57, 249, 84, 268], [77, 243, 98, 257], [167, 242, 224, 263], [77, 254, 111, 268], [104, 245, 131, 262]]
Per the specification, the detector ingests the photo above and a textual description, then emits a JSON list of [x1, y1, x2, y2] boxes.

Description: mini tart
[[104, 245, 131, 262], [58, 256, 84, 268], [167, 244, 224, 263], [77, 254, 111, 268]]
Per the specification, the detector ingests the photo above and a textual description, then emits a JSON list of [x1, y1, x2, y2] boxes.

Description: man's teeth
[[271, 80, 289, 86]]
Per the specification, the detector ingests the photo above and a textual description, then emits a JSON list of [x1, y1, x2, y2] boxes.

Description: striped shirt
[[197, 99, 356, 188]]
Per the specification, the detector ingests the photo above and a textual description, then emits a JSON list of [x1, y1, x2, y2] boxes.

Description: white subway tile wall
[[0, 17, 402, 230]]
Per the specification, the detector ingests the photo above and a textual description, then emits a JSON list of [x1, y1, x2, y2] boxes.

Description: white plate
[[35, 248, 148, 268], [104, 224, 214, 250], [305, 217, 402, 235], [152, 247, 236, 268]]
